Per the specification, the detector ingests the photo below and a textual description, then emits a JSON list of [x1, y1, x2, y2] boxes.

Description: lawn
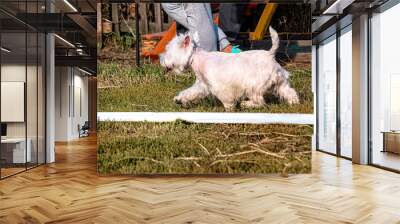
[[98, 61, 313, 113], [97, 121, 312, 175]]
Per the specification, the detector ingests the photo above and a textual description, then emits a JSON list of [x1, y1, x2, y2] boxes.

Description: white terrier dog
[[160, 27, 299, 110]]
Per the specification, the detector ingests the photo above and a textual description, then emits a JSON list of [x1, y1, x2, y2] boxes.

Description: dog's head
[[159, 33, 195, 74]]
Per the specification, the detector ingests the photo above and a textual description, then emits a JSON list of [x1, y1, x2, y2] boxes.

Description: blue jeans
[[161, 3, 230, 52]]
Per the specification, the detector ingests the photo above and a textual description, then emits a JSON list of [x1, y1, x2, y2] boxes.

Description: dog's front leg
[[174, 79, 210, 108]]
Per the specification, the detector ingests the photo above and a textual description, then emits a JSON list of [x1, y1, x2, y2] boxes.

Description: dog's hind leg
[[240, 94, 266, 109], [275, 82, 299, 105], [174, 79, 210, 108]]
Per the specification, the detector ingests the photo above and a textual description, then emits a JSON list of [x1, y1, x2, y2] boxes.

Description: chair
[[79, 121, 90, 138]]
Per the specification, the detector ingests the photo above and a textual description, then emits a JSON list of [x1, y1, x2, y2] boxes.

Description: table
[[382, 131, 400, 154], [1, 138, 32, 164]]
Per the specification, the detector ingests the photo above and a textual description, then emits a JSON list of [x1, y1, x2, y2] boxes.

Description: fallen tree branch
[[216, 149, 259, 158], [97, 85, 121, 89], [246, 143, 286, 159], [271, 132, 312, 138], [220, 132, 232, 139], [239, 132, 269, 136], [215, 147, 223, 156], [193, 161, 201, 168], [175, 156, 201, 161], [197, 142, 210, 155], [210, 159, 261, 167], [116, 156, 164, 165]]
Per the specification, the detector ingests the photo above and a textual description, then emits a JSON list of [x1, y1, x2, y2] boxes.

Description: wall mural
[[97, 2, 313, 175]]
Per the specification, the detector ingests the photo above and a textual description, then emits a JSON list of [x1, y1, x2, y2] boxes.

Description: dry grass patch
[[98, 121, 312, 175]]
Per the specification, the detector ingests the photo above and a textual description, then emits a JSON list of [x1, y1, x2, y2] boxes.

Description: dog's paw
[[287, 96, 300, 105], [174, 96, 191, 108], [173, 96, 182, 105], [222, 103, 236, 112], [241, 100, 263, 108]]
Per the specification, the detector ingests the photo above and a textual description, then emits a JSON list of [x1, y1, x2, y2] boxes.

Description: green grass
[[97, 121, 312, 175], [98, 62, 313, 113]]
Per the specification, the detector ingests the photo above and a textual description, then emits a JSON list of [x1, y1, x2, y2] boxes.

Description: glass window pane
[[371, 3, 400, 171], [340, 26, 352, 158], [1, 0, 46, 178], [318, 35, 337, 154], [1, 30, 27, 177], [27, 31, 38, 169]]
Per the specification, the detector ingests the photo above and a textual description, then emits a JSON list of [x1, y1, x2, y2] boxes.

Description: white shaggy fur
[[159, 27, 299, 110]]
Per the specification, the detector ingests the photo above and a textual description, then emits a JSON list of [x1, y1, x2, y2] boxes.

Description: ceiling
[[0, 0, 96, 74]]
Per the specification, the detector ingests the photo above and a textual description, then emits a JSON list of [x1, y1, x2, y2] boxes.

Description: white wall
[[1, 63, 46, 164], [1, 65, 25, 81], [72, 72, 89, 138], [55, 67, 89, 141], [1, 82, 25, 122], [1, 65, 41, 138], [1, 65, 26, 139], [55, 66, 70, 141]]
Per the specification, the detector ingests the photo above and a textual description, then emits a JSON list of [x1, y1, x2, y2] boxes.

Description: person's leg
[[162, 3, 230, 52], [219, 4, 248, 39], [184, 4, 218, 51], [162, 3, 216, 51], [203, 3, 231, 50], [216, 27, 231, 50], [161, 3, 190, 29]]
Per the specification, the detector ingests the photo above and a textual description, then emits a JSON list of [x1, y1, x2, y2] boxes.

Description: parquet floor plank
[[0, 136, 399, 223]]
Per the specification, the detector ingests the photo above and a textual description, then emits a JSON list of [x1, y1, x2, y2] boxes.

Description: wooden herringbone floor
[[1, 136, 400, 224]]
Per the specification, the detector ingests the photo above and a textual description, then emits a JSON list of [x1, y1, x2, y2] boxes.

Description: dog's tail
[[269, 27, 279, 55]]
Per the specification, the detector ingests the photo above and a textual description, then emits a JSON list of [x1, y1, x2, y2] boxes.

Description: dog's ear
[[181, 35, 191, 48]]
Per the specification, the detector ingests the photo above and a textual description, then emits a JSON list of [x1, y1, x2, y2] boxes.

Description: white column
[[352, 14, 369, 164], [312, 45, 317, 151], [46, 1, 55, 163], [46, 33, 55, 163]]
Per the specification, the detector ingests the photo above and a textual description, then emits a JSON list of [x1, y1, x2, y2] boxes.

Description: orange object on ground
[[142, 15, 220, 60], [142, 31, 166, 41], [142, 22, 177, 60]]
